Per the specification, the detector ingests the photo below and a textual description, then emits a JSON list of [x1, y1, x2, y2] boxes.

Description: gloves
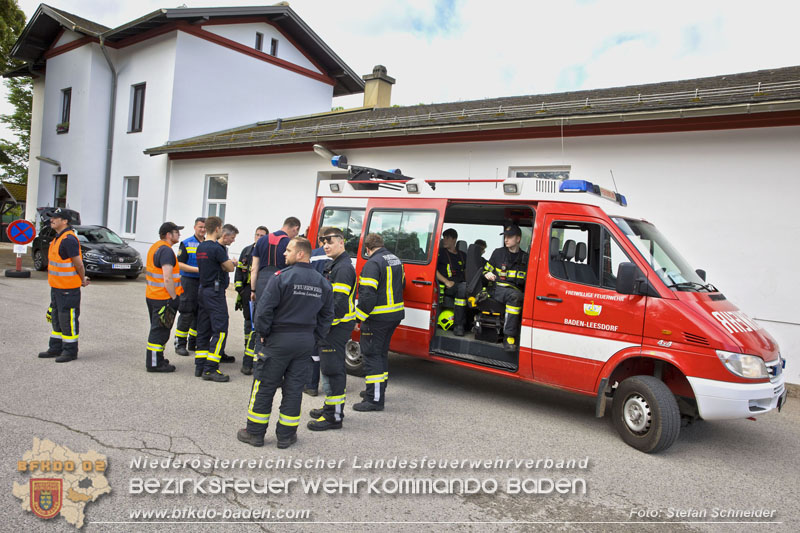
[[235, 293, 243, 311], [169, 295, 180, 310], [157, 304, 177, 328], [46, 306, 53, 323]]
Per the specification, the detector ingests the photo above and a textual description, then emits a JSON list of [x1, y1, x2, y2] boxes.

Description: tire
[[33, 248, 47, 271], [125, 273, 140, 280], [611, 375, 680, 453], [5, 269, 31, 278], [344, 339, 365, 377]]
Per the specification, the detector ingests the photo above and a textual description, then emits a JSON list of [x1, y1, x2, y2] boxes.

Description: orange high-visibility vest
[[48, 229, 81, 289], [146, 241, 184, 300]]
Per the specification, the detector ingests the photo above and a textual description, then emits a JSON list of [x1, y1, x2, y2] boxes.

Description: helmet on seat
[[437, 309, 454, 330]]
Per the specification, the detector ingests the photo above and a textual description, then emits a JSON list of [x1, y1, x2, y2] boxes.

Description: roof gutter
[[98, 36, 117, 226], [144, 99, 800, 156]]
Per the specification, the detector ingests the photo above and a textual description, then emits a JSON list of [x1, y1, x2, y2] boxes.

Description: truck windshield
[[612, 218, 713, 292]]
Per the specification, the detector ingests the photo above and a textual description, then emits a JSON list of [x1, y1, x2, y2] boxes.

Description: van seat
[[573, 242, 598, 285], [550, 237, 567, 280]]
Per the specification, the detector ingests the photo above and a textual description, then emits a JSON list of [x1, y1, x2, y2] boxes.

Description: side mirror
[[695, 269, 706, 282], [616, 262, 638, 294]]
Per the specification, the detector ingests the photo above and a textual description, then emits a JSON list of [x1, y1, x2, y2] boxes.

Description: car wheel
[[345, 339, 365, 376], [33, 248, 47, 271], [611, 375, 680, 453], [125, 273, 140, 280]]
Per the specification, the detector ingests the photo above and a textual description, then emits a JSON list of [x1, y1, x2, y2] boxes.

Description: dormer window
[[270, 38, 278, 56], [255, 32, 264, 51]]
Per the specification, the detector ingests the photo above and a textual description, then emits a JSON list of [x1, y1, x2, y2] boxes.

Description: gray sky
[[2, 0, 799, 154]]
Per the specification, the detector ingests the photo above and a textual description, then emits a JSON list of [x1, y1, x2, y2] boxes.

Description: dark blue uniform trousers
[[246, 331, 314, 439], [361, 319, 400, 407], [319, 322, 355, 422], [195, 286, 229, 372], [48, 287, 80, 357], [489, 285, 524, 338], [146, 297, 173, 368], [176, 276, 199, 349]]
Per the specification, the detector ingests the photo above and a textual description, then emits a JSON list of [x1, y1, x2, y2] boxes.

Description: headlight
[[84, 251, 103, 260], [716, 350, 768, 379]]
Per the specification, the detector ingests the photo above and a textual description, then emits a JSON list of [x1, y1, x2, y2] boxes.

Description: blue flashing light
[[619, 195, 628, 207], [559, 179, 593, 192], [332, 155, 348, 169]]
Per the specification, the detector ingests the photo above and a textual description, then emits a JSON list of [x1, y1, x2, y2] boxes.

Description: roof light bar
[[559, 179, 627, 206]]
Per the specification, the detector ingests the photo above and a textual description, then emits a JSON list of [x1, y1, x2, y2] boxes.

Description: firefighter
[[38, 208, 89, 363], [237, 237, 334, 448], [195, 218, 238, 382], [305, 227, 333, 396], [436, 228, 468, 336], [484, 224, 529, 351], [249, 216, 301, 354], [352, 233, 405, 412], [143, 222, 184, 372], [175, 217, 205, 356], [235, 226, 268, 375], [307, 228, 356, 431]]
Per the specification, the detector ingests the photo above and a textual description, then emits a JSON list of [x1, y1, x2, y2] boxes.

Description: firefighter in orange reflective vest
[[144, 222, 184, 372], [38, 208, 89, 363], [352, 233, 405, 411]]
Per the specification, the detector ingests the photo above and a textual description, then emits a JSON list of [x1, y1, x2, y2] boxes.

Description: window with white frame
[[129, 83, 146, 133], [255, 32, 264, 51], [123, 176, 139, 235], [509, 166, 571, 181], [206, 175, 228, 221], [270, 38, 278, 56], [54, 174, 68, 208]]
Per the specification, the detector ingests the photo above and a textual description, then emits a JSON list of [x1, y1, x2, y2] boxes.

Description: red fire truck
[[309, 157, 787, 453]]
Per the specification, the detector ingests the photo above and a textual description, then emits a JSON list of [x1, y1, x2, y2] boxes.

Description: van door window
[[320, 207, 364, 258], [549, 221, 631, 289], [366, 210, 438, 263]]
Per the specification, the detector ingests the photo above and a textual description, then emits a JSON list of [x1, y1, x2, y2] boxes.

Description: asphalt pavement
[[1, 243, 798, 532]]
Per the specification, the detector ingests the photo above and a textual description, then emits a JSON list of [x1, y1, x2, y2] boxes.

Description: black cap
[[159, 222, 184, 236], [501, 224, 522, 237], [50, 208, 70, 220]]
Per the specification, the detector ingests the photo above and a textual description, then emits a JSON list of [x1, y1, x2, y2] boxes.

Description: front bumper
[[84, 260, 143, 277], [687, 362, 787, 420]]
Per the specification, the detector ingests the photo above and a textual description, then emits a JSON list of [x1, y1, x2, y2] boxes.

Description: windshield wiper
[[667, 281, 716, 292]]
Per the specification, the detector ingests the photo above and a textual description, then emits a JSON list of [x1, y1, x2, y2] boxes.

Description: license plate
[[112, 263, 131, 270]]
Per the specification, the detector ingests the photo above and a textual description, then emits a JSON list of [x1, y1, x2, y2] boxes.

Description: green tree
[[0, 0, 30, 184]]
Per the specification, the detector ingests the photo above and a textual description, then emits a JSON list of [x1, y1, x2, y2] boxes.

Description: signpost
[[5, 220, 36, 278]]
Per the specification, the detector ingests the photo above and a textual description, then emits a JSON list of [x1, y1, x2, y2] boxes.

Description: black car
[[32, 208, 143, 279]]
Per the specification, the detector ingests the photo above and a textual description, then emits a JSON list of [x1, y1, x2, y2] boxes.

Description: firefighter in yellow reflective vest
[[352, 233, 405, 412], [436, 228, 468, 336], [307, 228, 356, 430], [235, 225, 268, 375], [483, 224, 529, 352], [38, 208, 89, 363], [144, 222, 184, 372]]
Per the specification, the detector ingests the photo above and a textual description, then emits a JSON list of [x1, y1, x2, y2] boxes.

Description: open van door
[[359, 198, 446, 358]]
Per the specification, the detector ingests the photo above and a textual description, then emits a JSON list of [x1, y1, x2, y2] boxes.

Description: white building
[[8, 3, 362, 237], [9, 4, 800, 384]]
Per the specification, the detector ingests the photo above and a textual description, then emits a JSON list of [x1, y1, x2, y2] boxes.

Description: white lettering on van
[[712, 311, 761, 334], [564, 318, 619, 332]]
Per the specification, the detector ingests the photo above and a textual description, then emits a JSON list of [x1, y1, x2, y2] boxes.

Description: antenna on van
[[609, 169, 619, 195]]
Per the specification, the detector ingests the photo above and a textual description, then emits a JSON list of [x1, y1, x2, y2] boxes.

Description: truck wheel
[[33, 249, 47, 271], [345, 339, 365, 377], [612, 375, 680, 453]]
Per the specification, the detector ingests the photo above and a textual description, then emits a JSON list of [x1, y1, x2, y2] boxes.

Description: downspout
[[99, 36, 117, 227]]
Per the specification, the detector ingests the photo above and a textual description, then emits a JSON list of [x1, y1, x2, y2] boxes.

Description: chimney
[[362, 65, 395, 108]]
